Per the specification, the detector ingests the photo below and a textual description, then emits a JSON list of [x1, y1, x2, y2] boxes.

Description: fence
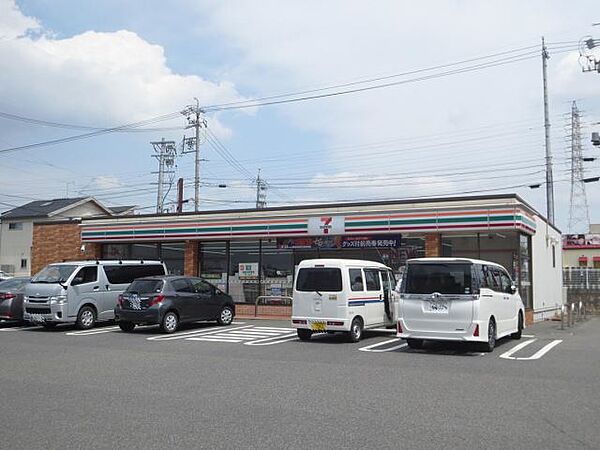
[[563, 268, 600, 314]]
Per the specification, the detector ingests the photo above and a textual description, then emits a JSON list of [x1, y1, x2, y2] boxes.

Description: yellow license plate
[[310, 321, 326, 331]]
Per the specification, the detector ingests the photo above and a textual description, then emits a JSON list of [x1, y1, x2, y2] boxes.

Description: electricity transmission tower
[[181, 98, 207, 212], [567, 101, 591, 233], [151, 138, 177, 214], [255, 169, 267, 209]]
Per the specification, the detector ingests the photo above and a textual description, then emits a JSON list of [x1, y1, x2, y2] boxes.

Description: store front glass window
[[229, 240, 261, 304], [261, 239, 294, 300], [161, 242, 185, 275], [442, 233, 518, 277], [200, 242, 229, 292], [518, 234, 532, 308], [103, 244, 130, 259], [131, 243, 159, 260]]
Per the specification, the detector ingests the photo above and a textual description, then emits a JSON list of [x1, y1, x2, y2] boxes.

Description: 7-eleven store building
[[72, 194, 562, 322]]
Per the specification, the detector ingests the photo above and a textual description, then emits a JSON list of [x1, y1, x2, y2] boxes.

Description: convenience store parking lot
[[1, 318, 598, 450]]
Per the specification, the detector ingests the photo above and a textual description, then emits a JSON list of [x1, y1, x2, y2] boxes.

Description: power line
[[203, 52, 541, 112], [201, 43, 575, 111], [0, 110, 183, 155]]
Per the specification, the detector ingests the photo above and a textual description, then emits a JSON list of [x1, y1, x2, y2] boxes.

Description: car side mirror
[[510, 285, 517, 295]]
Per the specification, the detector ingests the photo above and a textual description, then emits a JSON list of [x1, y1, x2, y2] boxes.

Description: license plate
[[426, 299, 448, 313], [30, 314, 45, 323], [309, 321, 326, 331]]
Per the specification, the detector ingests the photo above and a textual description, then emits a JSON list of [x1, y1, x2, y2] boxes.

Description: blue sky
[[1, 0, 599, 232]]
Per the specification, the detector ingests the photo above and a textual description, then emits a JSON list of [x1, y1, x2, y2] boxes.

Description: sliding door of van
[[363, 268, 383, 327], [402, 262, 475, 332]]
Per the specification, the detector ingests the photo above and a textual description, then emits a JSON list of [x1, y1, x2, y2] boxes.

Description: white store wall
[[531, 216, 563, 320]]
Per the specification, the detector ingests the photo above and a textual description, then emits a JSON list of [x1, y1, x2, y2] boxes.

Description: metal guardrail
[[254, 295, 293, 317]]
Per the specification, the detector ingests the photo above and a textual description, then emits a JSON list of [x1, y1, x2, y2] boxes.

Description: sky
[[0, 0, 599, 233]]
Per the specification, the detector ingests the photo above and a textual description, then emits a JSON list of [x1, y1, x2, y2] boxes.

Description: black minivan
[[114, 276, 235, 333]]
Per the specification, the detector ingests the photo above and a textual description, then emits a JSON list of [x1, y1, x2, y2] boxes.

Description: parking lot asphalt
[[0, 317, 598, 450]]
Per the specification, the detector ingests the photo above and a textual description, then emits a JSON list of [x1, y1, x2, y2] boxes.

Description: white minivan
[[291, 259, 398, 342], [23, 260, 167, 330], [397, 258, 525, 352]]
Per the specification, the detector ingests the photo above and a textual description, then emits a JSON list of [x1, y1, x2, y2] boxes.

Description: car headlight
[[50, 295, 67, 304]]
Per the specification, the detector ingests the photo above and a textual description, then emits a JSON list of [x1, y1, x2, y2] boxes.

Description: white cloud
[[0, 0, 40, 39], [0, 1, 248, 132], [91, 175, 122, 190], [193, 0, 600, 227]]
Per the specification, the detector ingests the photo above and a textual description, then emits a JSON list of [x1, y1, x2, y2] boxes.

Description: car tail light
[[292, 319, 307, 325], [396, 321, 403, 334], [149, 294, 165, 307], [326, 321, 344, 326], [117, 294, 124, 306], [473, 324, 479, 337], [0, 293, 15, 301]]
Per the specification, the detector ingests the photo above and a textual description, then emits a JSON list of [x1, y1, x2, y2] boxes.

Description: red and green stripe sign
[[81, 218, 308, 242], [81, 207, 536, 242], [345, 209, 536, 234]]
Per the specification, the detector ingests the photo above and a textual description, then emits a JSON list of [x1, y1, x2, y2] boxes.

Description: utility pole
[[151, 138, 177, 214], [181, 98, 206, 212], [255, 169, 267, 209], [567, 101, 591, 233], [176, 178, 184, 213], [542, 37, 555, 225]]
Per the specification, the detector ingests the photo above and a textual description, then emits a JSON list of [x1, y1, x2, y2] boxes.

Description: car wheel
[[217, 306, 234, 326], [511, 312, 523, 340], [118, 321, 135, 332], [161, 311, 179, 334], [297, 328, 312, 341], [42, 322, 57, 329], [76, 306, 96, 330], [406, 338, 424, 349], [347, 317, 363, 342], [479, 319, 496, 352]]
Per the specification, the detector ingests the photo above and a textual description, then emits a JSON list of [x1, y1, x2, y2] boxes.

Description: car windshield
[[405, 263, 472, 295], [296, 268, 342, 292], [126, 279, 163, 294], [31, 265, 77, 284]]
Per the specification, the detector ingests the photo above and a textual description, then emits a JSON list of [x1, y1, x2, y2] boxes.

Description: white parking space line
[[370, 328, 397, 333], [187, 337, 245, 343], [359, 338, 408, 353], [178, 325, 299, 345], [225, 330, 284, 336], [147, 324, 249, 341], [499, 339, 563, 361], [66, 326, 121, 336], [251, 327, 295, 332], [522, 334, 535, 338], [244, 333, 298, 346]]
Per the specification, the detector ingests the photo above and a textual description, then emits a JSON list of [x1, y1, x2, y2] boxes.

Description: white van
[[291, 259, 398, 342], [23, 260, 167, 330], [397, 258, 525, 352]]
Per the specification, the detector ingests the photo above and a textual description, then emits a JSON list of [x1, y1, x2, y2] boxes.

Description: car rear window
[[104, 264, 166, 284], [126, 279, 163, 294], [405, 263, 472, 295], [296, 268, 342, 292]]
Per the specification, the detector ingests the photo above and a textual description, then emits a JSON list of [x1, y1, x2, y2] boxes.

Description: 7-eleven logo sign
[[308, 216, 343, 235], [320, 216, 333, 234]]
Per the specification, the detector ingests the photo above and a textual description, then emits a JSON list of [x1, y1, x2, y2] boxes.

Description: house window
[[20, 259, 27, 269], [578, 257, 588, 268], [8, 222, 23, 230]]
